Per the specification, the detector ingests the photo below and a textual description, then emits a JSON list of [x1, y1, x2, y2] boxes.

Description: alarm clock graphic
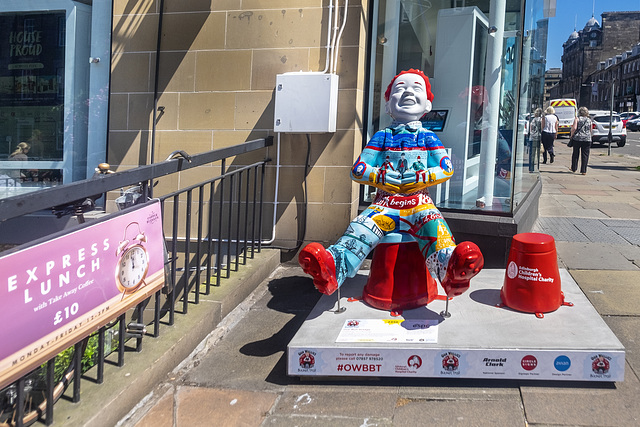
[[115, 221, 149, 296]]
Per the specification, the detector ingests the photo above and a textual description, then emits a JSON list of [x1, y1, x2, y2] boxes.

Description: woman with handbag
[[569, 107, 593, 175], [528, 108, 543, 171], [541, 106, 558, 164]]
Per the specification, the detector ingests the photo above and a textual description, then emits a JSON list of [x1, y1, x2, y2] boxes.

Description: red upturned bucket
[[500, 233, 563, 317], [363, 241, 438, 311]]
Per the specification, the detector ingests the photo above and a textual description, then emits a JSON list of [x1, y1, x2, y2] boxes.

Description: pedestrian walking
[[569, 106, 593, 175], [528, 108, 542, 171], [541, 106, 558, 164]]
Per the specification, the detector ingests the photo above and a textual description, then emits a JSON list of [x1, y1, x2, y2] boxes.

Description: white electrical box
[[274, 72, 339, 133]]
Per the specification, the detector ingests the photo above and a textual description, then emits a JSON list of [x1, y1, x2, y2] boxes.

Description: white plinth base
[[288, 269, 625, 382]]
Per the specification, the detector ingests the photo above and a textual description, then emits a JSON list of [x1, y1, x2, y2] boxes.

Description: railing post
[[258, 163, 266, 252], [216, 159, 226, 286], [226, 174, 234, 278], [72, 341, 83, 402], [183, 190, 193, 313], [45, 359, 55, 425], [196, 185, 204, 303]]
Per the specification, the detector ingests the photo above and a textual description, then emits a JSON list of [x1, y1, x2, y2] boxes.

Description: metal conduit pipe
[[149, 0, 166, 197]]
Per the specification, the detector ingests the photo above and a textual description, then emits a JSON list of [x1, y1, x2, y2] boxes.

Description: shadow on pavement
[[587, 164, 639, 171], [239, 273, 321, 385]]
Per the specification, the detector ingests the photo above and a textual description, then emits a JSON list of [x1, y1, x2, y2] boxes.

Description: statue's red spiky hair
[[384, 69, 434, 102]]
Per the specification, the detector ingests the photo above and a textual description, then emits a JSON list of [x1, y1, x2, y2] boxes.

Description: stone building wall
[[601, 12, 640, 54], [108, 0, 369, 247]]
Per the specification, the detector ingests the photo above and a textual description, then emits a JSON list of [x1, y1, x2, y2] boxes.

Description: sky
[[545, 0, 640, 70]]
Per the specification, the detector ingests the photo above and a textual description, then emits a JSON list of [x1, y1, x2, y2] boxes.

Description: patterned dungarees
[[327, 122, 457, 287]]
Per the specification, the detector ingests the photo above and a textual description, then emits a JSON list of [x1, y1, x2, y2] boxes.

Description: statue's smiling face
[[386, 73, 432, 123]]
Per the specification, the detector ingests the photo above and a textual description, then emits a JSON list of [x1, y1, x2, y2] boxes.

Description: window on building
[[0, 2, 111, 200]]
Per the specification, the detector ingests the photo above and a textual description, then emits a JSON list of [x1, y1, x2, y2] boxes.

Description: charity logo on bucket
[[507, 261, 518, 279]]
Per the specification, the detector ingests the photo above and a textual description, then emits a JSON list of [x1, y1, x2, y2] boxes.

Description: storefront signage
[[0, 200, 165, 389], [0, 11, 66, 106], [288, 347, 625, 382]]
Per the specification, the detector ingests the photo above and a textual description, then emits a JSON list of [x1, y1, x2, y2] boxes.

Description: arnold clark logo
[[483, 357, 506, 367], [481, 356, 507, 374]]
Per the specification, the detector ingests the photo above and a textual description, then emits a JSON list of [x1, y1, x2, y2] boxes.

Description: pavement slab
[[579, 193, 640, 203], [608, 242, 640, 261], [597, 204, 640, 219], [569, 270, 640, 316], [610, 227, 640, 246], [398, 379, 521, 401], [272, 389, 398, 419], [555, 242, 639, 270], [520, 366, 640, 426], [182, 308, 298, 392], [175, 387, 277, 427], [133, 387, 174, 427], [600, 219, 640, 228], [537, 217, 592, 242], [560, 189, 611, 196], [572, 218, 631, 245], [392, 398, 526, 426]]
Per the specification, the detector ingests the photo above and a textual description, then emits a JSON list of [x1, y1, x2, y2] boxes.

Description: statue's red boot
[[299, 242, 339, 295], [441, 241, 484, 297]]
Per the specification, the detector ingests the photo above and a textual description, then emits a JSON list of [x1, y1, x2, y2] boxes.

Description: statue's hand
[[380, 183, 402, 193]]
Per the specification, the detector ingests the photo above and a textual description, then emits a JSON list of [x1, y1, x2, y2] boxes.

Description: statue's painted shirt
[[351, 122, 453, 193]]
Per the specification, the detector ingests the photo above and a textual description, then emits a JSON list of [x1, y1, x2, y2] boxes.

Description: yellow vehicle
[[549, 99, 577, 136]]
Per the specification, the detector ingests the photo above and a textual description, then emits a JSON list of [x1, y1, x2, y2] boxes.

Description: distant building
[[557, 12, 640, 108], [544, 68, 561, 103], [590, 44, 640, 112]]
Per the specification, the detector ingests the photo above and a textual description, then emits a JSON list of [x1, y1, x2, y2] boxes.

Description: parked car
[[627, 116, 640, 131], [590, 112, 626, 147], [619, 112, 640, 126]]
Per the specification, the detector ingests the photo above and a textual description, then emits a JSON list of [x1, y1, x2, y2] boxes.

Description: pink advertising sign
[[0, 200, 165, 389]]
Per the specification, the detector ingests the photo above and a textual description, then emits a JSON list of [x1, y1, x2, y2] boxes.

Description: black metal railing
[[0, 137, 273, 427]]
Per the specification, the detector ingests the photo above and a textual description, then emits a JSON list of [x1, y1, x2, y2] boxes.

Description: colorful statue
[[299, 69, 484, 304]]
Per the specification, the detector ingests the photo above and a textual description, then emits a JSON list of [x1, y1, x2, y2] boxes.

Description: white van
[[549, 99, 577, 136]]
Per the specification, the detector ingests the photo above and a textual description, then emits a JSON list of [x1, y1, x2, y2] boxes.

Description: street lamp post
[[608, 79, 614, 156]]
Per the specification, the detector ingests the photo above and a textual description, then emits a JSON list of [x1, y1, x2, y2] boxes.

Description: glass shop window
[[0, 2, 111, 200], [0, 12, 65, 191], [365, 0, 544, 214]]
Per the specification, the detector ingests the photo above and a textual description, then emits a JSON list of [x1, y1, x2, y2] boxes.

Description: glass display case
[[365, 0, 549, 216]]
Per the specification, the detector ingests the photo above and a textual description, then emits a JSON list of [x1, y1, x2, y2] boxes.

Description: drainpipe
[[149, 0, 165, 197]]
